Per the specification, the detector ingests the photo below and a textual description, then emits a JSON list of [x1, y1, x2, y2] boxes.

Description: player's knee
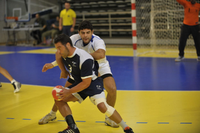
[[96, 100, 115, 117], [105, 104, 115, 117], [97, 102, 107, 113], [54, 99, 64, 107]]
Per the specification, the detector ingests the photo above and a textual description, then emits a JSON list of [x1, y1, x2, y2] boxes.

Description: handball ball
[[52, 85, 63, 101]]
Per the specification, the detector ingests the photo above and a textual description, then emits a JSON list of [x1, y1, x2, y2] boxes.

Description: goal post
[[135, 0, 197, 56], [131, 0, 137, 57]]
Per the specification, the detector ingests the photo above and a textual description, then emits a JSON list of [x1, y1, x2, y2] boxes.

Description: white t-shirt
[[70, 34, 112, 76]]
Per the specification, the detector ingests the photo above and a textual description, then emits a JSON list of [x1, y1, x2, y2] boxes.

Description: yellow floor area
[[18, 47, 197, 59], [0, 51, 15, 55], [0, 83, 199, 133]]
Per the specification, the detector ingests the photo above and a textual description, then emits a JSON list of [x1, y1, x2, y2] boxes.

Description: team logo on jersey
[[96, 85, 102, 90]]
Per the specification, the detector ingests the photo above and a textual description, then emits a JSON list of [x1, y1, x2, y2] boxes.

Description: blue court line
[[180, 122, 192, 124], [57, 120, 65, 122], [158, 122, 169, 124], [76, 121, 86, 122], [96, 121, 105, 123], [136, 122, 148, 124], [6, 118, 14, 119], [22, 118, 31, 120], [4, 118, 193, 125]]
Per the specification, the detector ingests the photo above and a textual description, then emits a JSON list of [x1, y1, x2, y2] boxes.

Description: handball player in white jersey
[[40, 20, 118, 128]]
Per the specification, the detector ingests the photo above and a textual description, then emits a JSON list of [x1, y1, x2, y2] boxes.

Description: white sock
[[11, 79, 16, 84], [119, 120, 128, 129], [50, 110, 56, 115]]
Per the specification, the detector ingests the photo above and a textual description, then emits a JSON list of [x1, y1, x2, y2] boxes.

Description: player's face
[[79, 29, 93, 44], [65, 3, 70, 10], [55, 42, 69, 58]]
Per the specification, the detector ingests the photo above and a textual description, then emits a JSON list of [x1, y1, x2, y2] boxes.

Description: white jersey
[[70, 34, 112, 76]]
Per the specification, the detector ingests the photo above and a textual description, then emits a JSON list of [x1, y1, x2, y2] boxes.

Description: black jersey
[[62, 47, 98, 84]]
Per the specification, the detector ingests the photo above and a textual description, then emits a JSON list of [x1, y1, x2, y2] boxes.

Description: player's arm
[[56, 51, 69, 79], [59, 59, 93, 98], [70, 77, 91, 93], [59, 77, 91, 99], [71, 17, 76, 32], [42, 61, 58, 72], [59, 17, 63, 31], [176, 0, 186, 5], [90, 49, 105, 60]]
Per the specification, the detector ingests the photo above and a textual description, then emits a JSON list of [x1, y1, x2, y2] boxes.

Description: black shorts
[[68, 77, 104, 101]]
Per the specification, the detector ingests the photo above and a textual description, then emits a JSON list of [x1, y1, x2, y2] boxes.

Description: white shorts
[[98, 60, 112, 76], [73, 91, 106, 104]]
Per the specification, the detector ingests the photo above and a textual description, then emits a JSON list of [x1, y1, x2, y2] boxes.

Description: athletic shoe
[[197, 56, 200, 61], [124, 127, 134, 133], [38, 113, 56, 125], [58, 127, 80, 133], [105, 116, 119, 128], [12, 81, 21, 93], [175, 56, 184, 62], [0, 82, 2, 87]]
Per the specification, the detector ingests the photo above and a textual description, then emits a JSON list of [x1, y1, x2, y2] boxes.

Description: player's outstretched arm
[[42, 63, 54, 72], [60, 70, 69, 79]]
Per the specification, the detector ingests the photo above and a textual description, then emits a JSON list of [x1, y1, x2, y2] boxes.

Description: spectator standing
[[59, 2, 76, 36]]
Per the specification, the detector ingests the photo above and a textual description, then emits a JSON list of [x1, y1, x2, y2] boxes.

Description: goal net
[[135, 0, 199, 56]]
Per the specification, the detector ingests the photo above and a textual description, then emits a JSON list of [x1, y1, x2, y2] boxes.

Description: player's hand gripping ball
[[52, 85, 63, 101]]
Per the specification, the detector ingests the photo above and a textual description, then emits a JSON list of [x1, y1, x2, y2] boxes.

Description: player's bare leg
[[103, 76, 117, 107], [0, 66, 21, 93], [55, 94, 80, 133], [103, 76, 119, 127], [97, 102, 134, 133], [38, 81, 72, 125]]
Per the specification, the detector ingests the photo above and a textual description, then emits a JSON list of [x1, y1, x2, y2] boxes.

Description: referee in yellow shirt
[[59, 2, 76, 36]]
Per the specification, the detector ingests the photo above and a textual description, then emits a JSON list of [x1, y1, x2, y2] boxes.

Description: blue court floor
[[0, 45, 200, 133]]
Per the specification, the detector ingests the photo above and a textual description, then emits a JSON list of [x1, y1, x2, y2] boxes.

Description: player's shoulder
[[92, 34, 102, 40], [60, 9, 66, 13], [75, 47, 93, 60], [70, 34, 80, 39], [69, 9, 76, 13], [92, 34, 104, 43], [70, 34, 82, 45], [197, 2, 200, 6]]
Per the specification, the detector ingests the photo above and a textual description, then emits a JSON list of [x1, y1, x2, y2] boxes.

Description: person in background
[[175, 0, 200, 61], [59, 2, 76, 36], [30, 14, 47, 45], [41, 16, 60, 45], [0, 66, 21, 93]]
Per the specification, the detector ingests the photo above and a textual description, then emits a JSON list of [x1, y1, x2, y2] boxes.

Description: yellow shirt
[[60, 9, 76, 26]]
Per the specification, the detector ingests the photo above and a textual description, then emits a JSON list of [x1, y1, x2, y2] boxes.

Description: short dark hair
[[78, 20, 93, 31], [54, 34, 73, 46], [65, 1, 70, 4]]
